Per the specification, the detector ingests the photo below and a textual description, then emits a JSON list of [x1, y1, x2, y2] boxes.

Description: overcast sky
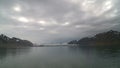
[[0, 0, 120, 44]]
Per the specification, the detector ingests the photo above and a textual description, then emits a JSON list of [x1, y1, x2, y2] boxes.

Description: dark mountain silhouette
[[68, 30, 120, 46], [0, 34, 33, 48]]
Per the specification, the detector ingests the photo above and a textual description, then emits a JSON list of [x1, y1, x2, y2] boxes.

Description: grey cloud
[[0, 0, 120, 44]]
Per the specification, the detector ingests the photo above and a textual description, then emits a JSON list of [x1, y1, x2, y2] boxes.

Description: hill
[[0, 34, 33, 48], [68, 30, 120, 46]]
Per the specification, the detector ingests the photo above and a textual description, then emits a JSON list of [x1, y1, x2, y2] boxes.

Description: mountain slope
[[0, 34, 33, 48], [68, 30, 120, 46]]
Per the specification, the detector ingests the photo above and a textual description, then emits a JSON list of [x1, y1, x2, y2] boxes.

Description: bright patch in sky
[[13, 5, 22, 12], [18, 17, 29, 23], [80, 0, 114, 17], [102, 0, 113, 11], [11, 16, 35, 23], [62, 22, 70, 26], [38, 21, 47, 26]]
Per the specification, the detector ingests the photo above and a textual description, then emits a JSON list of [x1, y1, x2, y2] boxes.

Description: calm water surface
[[0, 46, 120, 68]]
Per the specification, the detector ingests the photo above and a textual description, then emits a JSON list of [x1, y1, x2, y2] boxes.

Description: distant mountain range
[[68, 30, 120, 46], [0, 34, 33, 48]]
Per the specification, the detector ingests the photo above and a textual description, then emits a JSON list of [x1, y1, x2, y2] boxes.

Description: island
[[68, 30, 120, 46], [0, 34, 33, 48]]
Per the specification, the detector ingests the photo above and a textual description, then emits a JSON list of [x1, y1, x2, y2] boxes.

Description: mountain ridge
[[0, 34, 33, 48], [68, 30, 120, 46]]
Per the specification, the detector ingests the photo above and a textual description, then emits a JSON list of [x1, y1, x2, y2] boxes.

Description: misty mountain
[[0, 34, 33, 48], [68, 30, 120, 46]]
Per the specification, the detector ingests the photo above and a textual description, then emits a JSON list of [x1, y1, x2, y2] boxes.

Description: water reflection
[[68, 46, 120, 68], [68, 46, 120, 58], [0, 48, 31, 60], [0, 46, 120, 68]]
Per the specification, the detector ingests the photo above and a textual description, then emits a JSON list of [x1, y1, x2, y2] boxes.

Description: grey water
[[0, 46, 120, 68]]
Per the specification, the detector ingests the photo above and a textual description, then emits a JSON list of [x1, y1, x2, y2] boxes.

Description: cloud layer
[[0, 0, 120, 44]]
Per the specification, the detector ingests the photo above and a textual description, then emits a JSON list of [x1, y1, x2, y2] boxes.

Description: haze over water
[[0, 46, 120, 68]]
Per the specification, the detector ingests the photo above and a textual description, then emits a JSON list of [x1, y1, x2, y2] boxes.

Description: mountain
[[68, 30, 120, 46], [0, 34, 33, 48]]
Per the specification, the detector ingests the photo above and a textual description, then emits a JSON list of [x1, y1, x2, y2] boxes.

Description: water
[[0, 46, 120, 68]]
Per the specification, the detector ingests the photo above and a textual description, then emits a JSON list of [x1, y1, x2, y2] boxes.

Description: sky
[[0, 0, 120, 44]]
